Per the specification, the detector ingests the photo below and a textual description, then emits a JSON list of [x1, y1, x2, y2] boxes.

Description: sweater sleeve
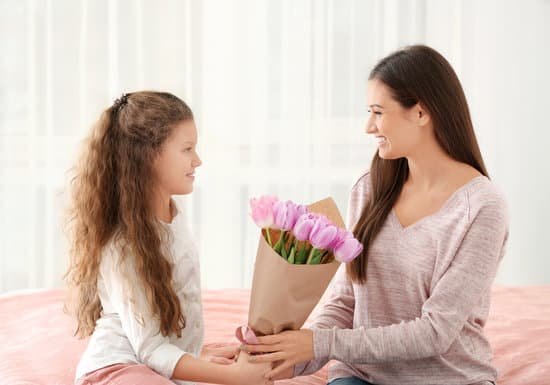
[[100, 248, 187, 379], [295, 173, 369, 376], [294, 263, 356, 376], [310, 197, 509, 364]]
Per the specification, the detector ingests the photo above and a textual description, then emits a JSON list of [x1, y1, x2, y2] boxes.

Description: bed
[[0, 286, 548, 385]]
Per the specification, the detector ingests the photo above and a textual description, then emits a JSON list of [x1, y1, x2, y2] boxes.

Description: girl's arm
[[201, 344, 240, 364], [101, 252, 270, 384], [173, 351, 272, 385]]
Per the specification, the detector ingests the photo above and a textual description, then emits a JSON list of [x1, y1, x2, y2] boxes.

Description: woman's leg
[[328, 377, 374, 385], [76, 363, 176, 385]]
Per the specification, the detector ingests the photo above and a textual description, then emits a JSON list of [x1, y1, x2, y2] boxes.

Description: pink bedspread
[[0, 286, 548, 385]]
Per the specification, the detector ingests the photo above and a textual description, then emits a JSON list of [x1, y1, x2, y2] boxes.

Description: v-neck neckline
[[390, 175, 486, 232]]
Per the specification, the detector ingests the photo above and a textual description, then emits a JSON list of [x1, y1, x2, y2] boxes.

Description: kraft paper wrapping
[[247, 197, 345, 336]]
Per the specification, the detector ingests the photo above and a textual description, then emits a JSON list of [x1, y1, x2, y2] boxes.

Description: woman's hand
[[241, 329, 314, 380], [201, 343, 240, 364], [229, 350, 274, 385]]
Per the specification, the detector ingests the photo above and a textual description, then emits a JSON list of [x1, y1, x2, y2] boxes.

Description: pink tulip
[[293, 213, 316, 241], [273, 201, 308, 231], [334, 238, 363, 263], [316, 214, 331, 227], [329, 228, 354, 251], [249, 196, 278, 228], [309, 216, 338, 250]]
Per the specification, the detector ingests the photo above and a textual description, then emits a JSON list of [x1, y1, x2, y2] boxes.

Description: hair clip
[[113, 93, 130, 111]]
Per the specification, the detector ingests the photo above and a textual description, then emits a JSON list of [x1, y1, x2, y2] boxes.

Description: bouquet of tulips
[[250, 196, 363, 265], [236, 196, 363, 342]]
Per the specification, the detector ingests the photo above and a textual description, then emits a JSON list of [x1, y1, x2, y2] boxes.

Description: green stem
[[286, 233, 296, 247], [317, 250, 328, 264], [296, 241, 306, 264], [273, 230, 285, 253], [306, 247, 317, 264], [311, 250, 325, 264], [265, 228, 273, 247], [288, 246, 296, 264], [281, 237, 288, 260]]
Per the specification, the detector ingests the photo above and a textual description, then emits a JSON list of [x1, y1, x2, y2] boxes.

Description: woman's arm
[[246, 199, 508, 379], [311, 201, 508, 364], [242, 264, 355, 379], [292, 262, 355, 376], [243, 175, 369, 378]]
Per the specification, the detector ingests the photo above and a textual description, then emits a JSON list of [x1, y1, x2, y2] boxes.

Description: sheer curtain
[[1, 0, 549, 292]]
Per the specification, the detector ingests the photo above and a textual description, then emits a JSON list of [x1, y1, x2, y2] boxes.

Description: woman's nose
[[365, 119, 376, 134]]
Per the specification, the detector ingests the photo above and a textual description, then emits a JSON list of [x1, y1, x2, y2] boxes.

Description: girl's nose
[[193, 153, 202, 167]]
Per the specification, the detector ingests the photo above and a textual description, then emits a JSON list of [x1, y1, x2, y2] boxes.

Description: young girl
[[65, 91, 272, 385], [242, 45, 509, 385]]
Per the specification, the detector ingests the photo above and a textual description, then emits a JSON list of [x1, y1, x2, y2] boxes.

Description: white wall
[[0, 0, 548, 292]]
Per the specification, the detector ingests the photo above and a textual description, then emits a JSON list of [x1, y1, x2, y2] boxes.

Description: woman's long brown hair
[[64, 91, 193, 338], [348, 45, 489, 284]]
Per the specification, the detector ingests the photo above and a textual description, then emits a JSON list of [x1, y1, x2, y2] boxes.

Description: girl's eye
[[184, 147, 192, 152], [367, 109, 382, 116]]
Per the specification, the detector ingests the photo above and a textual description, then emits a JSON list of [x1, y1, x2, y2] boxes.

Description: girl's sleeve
[[309, 196, 509, 365], [100, 250, 187, 379]]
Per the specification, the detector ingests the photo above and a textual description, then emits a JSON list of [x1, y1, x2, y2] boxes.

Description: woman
[[242, 45, 509, 385]]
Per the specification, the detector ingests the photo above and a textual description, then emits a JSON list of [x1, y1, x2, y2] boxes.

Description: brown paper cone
[[247, 197, 344, 336]]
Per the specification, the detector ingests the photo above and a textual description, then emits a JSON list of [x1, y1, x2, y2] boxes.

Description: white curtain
[[1, 0, 549, 292]]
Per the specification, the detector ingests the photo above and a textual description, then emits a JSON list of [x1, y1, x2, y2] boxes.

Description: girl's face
[[153, 119, 202, 196], [365, 78, 428, 160]]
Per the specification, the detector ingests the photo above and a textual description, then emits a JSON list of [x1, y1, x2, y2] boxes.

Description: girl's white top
[[75, 202, 204, 385]]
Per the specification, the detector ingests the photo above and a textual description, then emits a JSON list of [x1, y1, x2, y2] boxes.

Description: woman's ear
[[416, 103, 430, 126]]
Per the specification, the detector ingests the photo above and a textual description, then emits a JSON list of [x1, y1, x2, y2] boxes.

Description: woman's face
[[366, 78, 427, 160], [153, 119, 202, 196]]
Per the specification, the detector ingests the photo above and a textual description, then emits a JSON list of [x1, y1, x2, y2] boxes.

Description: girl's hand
[[241, 329, 314, 380], [201, 343, 240, 365], [230, 350, 274, 385], [267, 363, 294, 381]]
